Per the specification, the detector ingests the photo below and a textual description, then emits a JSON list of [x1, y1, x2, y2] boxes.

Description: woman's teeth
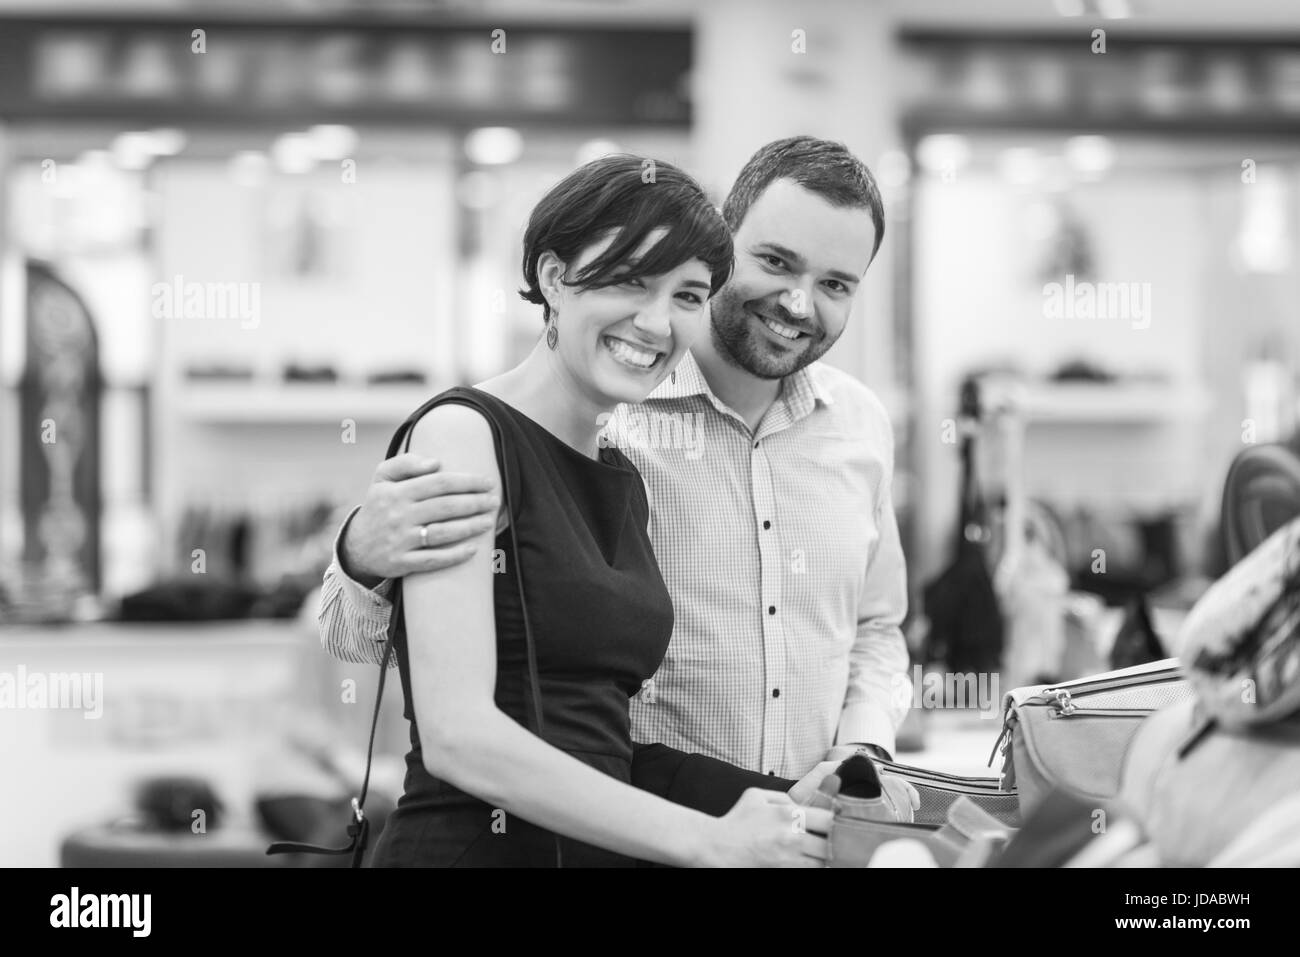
[[762, 316, 803, 341], [604, 336, 661, 370]]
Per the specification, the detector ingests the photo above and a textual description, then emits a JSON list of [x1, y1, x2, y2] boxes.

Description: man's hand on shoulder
[[340, 452, 499, 586]]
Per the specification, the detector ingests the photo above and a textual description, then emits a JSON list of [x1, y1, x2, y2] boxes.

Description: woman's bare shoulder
[[406, 402, 498, 478]]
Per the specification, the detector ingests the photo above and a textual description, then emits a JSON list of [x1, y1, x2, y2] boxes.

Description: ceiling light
[[916, 134, 971, 177], [147, 128, 186, 156], [308, 124, 358, 160], [575, 139, 621, 166], [272, 133, 316, 174], [1065, 135, 1116, 176], [465, 127, 523, 166]]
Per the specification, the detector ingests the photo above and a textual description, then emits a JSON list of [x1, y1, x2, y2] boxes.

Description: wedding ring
[[419, 524, 429, 548]]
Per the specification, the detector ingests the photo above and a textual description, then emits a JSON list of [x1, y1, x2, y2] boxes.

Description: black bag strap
[[263, 619, 394, 865], [267, 388, 559, 867]]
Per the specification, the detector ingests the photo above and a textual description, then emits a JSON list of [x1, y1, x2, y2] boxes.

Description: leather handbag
[[1013, 516, 1300, 866], [873, 757, 1020, 829], [816, 756, 951, 868], [267, 390, 553, 867], [992, 659, 1193, 817], [819, 757, 1016, 867], [828, 818, 954, 868]]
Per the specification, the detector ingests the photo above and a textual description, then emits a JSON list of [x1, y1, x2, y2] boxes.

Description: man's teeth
[[762, 316, 803, 341], [605, 337, 660, 369]]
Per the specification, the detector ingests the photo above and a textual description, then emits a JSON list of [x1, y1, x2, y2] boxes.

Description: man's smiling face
[[710, 177, 878, 380]]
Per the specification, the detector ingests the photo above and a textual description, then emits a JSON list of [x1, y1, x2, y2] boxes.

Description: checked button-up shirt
[[318, 351, 911, 778]]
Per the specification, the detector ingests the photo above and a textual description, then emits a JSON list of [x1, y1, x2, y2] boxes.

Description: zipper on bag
[[1038, 668, 1182, 697], [986, 664, 1183, 766], [875, 762, 1007, 791]]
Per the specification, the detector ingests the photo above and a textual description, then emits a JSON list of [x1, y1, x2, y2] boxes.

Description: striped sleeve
[[317, 506, 397, 667]]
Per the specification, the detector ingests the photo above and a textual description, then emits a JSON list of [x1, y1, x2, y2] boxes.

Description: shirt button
[[768, 606, 776, 615], [772, 688, 780, 698], [763, 520, 771, 530], [767, 771, 776, 776], [753, 441, 760, 449]]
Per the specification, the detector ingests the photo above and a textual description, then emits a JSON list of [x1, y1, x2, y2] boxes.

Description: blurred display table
[[60, 820, 295, 868], [0, 619, 307, 867]]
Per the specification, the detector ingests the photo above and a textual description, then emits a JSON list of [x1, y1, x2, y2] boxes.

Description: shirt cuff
[[852, 743, 893, 763], [333, 506, 394, 606], [836, 704, 898, 761]]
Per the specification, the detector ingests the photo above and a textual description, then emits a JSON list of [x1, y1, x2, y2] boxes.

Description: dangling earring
[[671, 369, 677, 384], [545, 316, 558, 350]]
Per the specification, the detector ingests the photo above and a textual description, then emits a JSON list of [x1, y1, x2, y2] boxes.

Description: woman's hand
[[699, 788, 831, 867]]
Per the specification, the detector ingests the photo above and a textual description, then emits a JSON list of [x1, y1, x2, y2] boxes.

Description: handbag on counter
[[267, 391, 554, 868], [872, 757, 1021, 829], [819, 756, 1017, 868], [829, 661, 1190, 864], [817, 755, 950, 868], [991, 659, 1193, 817]]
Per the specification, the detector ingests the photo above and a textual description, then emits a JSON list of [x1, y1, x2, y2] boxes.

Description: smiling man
[[320, 136, 911, 789]]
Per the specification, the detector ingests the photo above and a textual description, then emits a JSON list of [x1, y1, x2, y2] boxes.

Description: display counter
[[1, 619, 316, 866]]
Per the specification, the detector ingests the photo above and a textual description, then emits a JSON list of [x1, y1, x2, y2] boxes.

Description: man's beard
[[710, 285, 839, 380]]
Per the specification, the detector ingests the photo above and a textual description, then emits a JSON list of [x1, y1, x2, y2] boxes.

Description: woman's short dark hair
[[520, 154, 734, 323]]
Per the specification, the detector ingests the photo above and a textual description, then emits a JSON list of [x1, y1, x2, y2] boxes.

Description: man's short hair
[[722, 135, 885, 260]]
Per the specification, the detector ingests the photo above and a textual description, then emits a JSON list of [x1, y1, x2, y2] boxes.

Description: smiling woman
[[518, 154, 734, 326], [513, 157, 736, 410], [360, 154, 830, 868], [534, 222, 722, 406]]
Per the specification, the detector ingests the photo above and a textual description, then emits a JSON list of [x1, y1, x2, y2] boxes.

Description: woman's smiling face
[[539, 227, 714, 405]]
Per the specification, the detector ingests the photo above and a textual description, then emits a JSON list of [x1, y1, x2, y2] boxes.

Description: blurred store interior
[[4, 0, 1300, 865]]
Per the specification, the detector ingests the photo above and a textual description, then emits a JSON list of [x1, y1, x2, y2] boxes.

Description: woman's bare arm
[[401, 403, 815, 867]]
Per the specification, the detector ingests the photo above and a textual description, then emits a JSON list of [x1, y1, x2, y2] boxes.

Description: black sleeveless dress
[[369, 386, 675, 867]]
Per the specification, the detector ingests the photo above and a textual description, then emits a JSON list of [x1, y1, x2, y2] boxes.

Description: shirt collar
[[783, 362, 836, 419], [647, 351, 835, 420], [645, 350, 711, 401]]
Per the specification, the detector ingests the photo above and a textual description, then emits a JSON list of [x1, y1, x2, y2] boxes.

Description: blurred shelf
[[0, 619, 302, 647], [175, 384, 434, 424], [903, 108, 1300, 140], [979, 379, 1212, 426], [1019, 383, 1211, 425]]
